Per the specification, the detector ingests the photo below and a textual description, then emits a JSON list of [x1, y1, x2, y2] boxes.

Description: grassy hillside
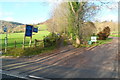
[[0, 20, 24, 33], [12, 25, 25, 33], [12, 24, 48, 33], [94, 21, 118, 33], [35, 24, 48, 31], [0, 20, 48, 33]]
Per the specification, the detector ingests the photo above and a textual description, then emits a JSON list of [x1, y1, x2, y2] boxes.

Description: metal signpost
[[3, 26, 7, 32], [2, 26, 8, 52]]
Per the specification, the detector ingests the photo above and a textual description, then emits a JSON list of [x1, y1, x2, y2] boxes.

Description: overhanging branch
[[69, 2, 75, 14]]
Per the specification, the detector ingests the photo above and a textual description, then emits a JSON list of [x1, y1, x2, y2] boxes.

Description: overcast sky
[[0, 0, 118, 24]]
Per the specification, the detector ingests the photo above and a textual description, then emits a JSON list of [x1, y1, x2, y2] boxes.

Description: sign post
[[29, 36, 32, 47], [23, 25, 39, 48], [23, 25, 33, 48], [2, 26, 8, 52], [23, 36, 26, 49]]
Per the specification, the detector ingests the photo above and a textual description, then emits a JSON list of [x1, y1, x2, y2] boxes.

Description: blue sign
[[33, 27, 38, 33], [2, 26, 7, 32], [25, 25, 33, 37]]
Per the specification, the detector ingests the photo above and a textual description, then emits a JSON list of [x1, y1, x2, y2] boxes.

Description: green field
[[110, 31, 120, 37], [36, 24, 48, 31], [0, 31, 50, 48], [110, 34, 120, 37]]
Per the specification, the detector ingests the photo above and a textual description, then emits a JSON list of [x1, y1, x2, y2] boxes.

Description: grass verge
[[2, 45, 56, 57], [80, 38, 113, 48], [2, 38, 113, 57]]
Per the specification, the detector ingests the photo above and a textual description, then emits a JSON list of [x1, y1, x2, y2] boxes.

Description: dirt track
[[1, 37, 119, 79]]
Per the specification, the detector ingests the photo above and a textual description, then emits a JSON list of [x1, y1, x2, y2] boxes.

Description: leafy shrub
[[97, 26, 110, 40], [80, 22, 96, 42], [43, 33, 60, 47]]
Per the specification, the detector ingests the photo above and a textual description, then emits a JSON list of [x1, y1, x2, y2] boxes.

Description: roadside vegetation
[[2, 33, 59, 57], [2, 46, 56, 57], [1, 1, 118, 57], [2, 37, 113, 57], [79, 38, 113, 48]]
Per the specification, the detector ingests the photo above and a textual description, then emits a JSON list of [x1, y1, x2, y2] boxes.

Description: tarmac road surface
[[1, 37, 119, 79]]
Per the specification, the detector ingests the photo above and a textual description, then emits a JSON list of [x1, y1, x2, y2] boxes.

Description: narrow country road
[[1, 37, 119, 79]]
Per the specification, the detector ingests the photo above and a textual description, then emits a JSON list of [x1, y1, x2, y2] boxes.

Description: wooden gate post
[[34, 39, 37, 47], [22, 36, 26, 49], [29, 36, 32, 47]]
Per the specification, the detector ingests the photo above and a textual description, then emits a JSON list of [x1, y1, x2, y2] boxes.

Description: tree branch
[[69, 2, 75, 14]]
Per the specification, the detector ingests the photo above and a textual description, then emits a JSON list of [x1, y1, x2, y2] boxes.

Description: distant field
[[110, 34, 120, 37], [36, 24, 48, 31], [0, 31, 50, 48], [110, 31, 120, 37]]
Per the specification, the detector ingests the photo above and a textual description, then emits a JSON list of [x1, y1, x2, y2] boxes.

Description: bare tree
[[47, 2, 70, 34]]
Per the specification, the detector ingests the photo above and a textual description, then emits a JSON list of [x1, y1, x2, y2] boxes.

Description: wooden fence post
[[22, 36, 26, 49], [4, 37, 7, 52], [14, 41, 16, 48], [34, 39, 37, 47]]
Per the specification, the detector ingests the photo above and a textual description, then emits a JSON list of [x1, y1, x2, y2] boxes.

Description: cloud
[[0, 5, 2, 17], [96, 14, 118, 22], [3, 12, 14, 16], [0, 6, 14, 21], [106, 14, 118, 22], [0, 11, 14, 18], [0, 12, 2, 17], [0, 12, 14, 21], [28, 16, 48, 24], [3, 17, 14, 21]]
